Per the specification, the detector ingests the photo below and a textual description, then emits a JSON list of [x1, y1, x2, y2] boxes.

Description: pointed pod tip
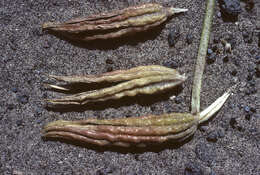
[[170, 7, 188, 14], [42, 22, 59, 30]]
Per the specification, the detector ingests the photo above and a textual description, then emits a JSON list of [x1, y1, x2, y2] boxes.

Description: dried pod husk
[[45, 65, 186, 106], [43, 113, 198, 147], [43, 86, 234, 147], [42, 3, 188, 41]]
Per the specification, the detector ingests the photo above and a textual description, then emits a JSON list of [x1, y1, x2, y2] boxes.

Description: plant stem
[[191, 0, 215, 114]]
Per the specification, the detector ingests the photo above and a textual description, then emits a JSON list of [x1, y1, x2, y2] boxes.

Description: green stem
[[191, 0, 215, 114]]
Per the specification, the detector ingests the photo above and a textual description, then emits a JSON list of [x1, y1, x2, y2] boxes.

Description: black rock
[[186, 33, 193, 44], [168, 27, 180, 47], [219, 0, 242, 18], [207, 131, 219, 142], [184, 162, 203, 175]]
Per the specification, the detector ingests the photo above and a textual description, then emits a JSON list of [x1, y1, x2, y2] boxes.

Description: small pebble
[[42, 40, 50, 48], [223, 55, 229, 63], [106, 59, 113, 64], [207, 53, 216, 64], [184, 162, 203, 175], [42, 93, 47, 99], [217, 12, 221, 18], [244, 106, 250, 113], [229, 118, 237, 128], [219, 0, 242, 18], [250, 106, 256, 113], [168, 27, 180, 47], [207, 131, 219, 142], [174, 96, 182, 104], [207, 48, 213, 55], [11, 87, 18, 93], [212, 45, 218, 52], [218, 129, 225, 138], [245, 113, 252, 120], [186, 33, 193, 44], [163, 60, 179, 69], [199, 126, 208, 132], [16, 120, 23, 126], [242, 30, 253, 43], [230, 68, 237, 76]]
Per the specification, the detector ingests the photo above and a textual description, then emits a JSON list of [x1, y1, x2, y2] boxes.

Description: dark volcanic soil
[[1, 0, 259, 175]]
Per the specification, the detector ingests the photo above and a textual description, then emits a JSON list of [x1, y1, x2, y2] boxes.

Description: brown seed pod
[[43, 87, 234, 147], [42, 3, 188, 41], [44, 65, 186, 106], [44, 113, 198, 147]]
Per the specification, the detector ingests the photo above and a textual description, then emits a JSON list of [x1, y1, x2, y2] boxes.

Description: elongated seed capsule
[[47, 65, 179, 84], [43, 113, 198, 146], [43, 87, 233, 147], [42, 3, 188, 41], [46, 74, 186, 105], [45, 65, 186, 106]]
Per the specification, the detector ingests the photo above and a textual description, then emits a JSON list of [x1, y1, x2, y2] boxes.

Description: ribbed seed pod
[[43, 86, 234, 147], [45, 65, 186, 106], [43, 113, 198, 147], [42, 3, 188, 41]]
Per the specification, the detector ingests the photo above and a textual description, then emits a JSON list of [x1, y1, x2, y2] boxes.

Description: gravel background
[[1, 0, 259, 174]]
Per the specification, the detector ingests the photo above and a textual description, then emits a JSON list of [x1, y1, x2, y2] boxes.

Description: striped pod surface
[[45, 65, 186, 106], [42, 3, 187, 41]]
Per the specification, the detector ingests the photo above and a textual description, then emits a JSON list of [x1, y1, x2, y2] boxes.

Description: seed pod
[[43, 87, 234, 147], [42, 3, 188, 41], [44, 113, 198, 147], [44, 65, 186, 106]]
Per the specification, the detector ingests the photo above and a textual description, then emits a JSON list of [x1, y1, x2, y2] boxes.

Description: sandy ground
[[1, 0, 259, 174]]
